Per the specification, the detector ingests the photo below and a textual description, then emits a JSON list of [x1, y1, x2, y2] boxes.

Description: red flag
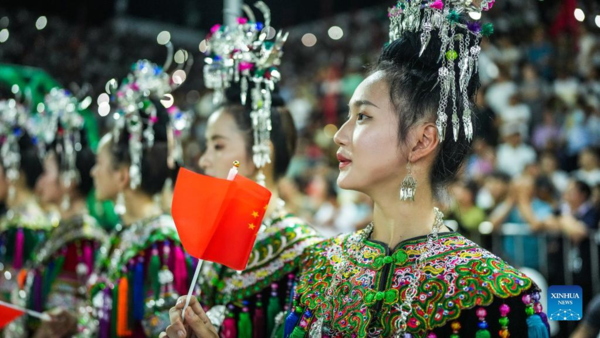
[[0, 303, 25, 329], [171, 168, 272, 270]]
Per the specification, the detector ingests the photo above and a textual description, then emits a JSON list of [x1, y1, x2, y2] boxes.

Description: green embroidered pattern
[[202, 215, 321, 304], [295, 232, 533, 337]]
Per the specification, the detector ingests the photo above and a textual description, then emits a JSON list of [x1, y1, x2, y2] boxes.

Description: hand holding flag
[[0, 300, 51, 329]]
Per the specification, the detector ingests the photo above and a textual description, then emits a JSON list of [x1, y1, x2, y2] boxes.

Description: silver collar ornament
[[0, 99, 28, 202], [389, 0, 495, 143], [203, 1, 288, 186]]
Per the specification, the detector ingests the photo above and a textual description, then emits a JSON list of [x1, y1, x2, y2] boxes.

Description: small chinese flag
[[171, 168, 272, 271], [0, 303, 25, 329]]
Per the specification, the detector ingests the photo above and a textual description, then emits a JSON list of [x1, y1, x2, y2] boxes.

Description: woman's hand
[[32, 308, 77, 338], [159, 296, 218, 338]]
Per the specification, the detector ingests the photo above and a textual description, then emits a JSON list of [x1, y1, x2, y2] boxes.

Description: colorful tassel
[[238, 301, 252, 338], [99, 288, 111, 338], [133, 259, 145, 321], [290, 326, 306, 338], [117, 275, 133, 336], [524, 292, 550, 338], [475, 307, 490, 338], [173, 245, 188, 296], [148, 246, 161, 301], [253, 295, 265, 338], [222, 305, 238, 338], [30, 270, 43, 312], [267, 283, 281, 334], [450, 320, 461, 338], [498, 303, 510, 338], [526, 315, 549, 338], [83, 241, 94, 276], [13, 228, 24, 269], [111, 284, 119, 337], [284, 307, 302, 338]]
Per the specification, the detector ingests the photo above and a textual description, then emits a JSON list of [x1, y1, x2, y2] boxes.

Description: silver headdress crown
[[0, 99, 28, 201], [203, 1, 288, 185], [100, 49, 191, 190], [31, 88, 87, 209], [388, 0, 495, 143]]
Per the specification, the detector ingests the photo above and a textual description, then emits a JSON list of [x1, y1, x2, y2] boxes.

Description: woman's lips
[[337, 153, 352, 169]]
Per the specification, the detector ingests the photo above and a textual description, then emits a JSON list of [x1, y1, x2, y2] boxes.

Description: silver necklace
[[309, 208, 445, 338]]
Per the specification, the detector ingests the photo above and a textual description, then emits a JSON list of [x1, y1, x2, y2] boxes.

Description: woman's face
[[199, 108, 256, 180], [334, 71, 405, 194], [90, 136, 124, 202], [36, 152, 63, 204], [0, 164, 7, 203]]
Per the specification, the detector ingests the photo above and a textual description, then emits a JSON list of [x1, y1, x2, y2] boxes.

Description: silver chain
[[311, 208, 445, 337]]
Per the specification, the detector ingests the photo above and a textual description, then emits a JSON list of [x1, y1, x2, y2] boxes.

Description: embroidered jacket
[[77, 214, 191, 338], [286, 231, 550, 338], [200, 214, 322, 337]]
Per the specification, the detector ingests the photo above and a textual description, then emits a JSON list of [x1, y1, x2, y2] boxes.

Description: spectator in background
[[477, 171, 512, 213], [485, 65, 517, 115], [572, 148, 600, 187], [449, 180, 487, 239], [532, 107, 561, 151], [474, 88, 498, 147], [498, 94, 531, 138], [526, 27, 554, 80], [560, 180, 600, 231], [553, 68, 580, 107], [561, 99, 592, 168], [571, 294, 600, 338], [539, 151, 569, 193], [520, 63, 548, 128], [466, 138, 496, 183], [496, 123, 537, 177]]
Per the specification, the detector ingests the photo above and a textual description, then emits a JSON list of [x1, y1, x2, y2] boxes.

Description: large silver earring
[[114, 191, 126, 215], [400, 161, 417, 202]]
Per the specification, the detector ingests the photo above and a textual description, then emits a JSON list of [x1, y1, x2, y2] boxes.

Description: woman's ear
[[115, 165, 131, 191], [409, 122, 439, 163]]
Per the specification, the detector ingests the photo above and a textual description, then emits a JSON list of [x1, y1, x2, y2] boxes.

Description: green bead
[[447, 10, 460, 23], [384, 289, 399, 304], [446, 50, 458, 61], [264, 41, 274, 49], [375, 292, 385, 301], [525, 307, 535, 316], [295, 306, 303, 314], [476, 330, 491, 338], [498, 316, 509, 326], [373, 257, 384, 269], [365, 292, 375, 304], [290, 326, 306, 338], [450, 334, 460, 338], [384, 256, 394, 264]]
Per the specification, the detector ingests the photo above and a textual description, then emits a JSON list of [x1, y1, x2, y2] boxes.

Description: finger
[[166, 324, 187, 338], [169, 306, 184, 325], [159, 332, 167, 338], [176, 295, 200, 310], [184, 307, 212, 336]]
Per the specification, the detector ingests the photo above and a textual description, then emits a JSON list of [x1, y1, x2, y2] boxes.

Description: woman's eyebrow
[[349, 99, 380, 109]]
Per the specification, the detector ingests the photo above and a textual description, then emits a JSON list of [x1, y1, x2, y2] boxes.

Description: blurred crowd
[[2, 0, 600, 321]]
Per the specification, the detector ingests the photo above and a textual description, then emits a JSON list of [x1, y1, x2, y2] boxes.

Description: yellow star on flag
[[263, 204, 268, 210], [252, 211, 259, 218], [248, 223, 256, 230]]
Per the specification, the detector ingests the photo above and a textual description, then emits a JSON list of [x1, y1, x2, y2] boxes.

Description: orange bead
[[451, 321, 462, 331], [499, 329, 510, 338]]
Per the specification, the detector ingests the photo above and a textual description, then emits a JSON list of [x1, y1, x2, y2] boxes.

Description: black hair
[[216, 87, 297, 181], [18, 132, 44, 190], [375, 28, 480, 200], [109, 99, 173, 196], [573, 180, 592, 201], [489, 171, 512, 184], [49, 128, 96, 197]]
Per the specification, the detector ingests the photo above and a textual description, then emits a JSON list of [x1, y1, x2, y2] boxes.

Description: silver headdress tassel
[[0, 98, 28, 203], [34, 88, 87, 210], [203, 1, 288, 186], [388, 0, 495, 143], [99, 44, 191, 190]]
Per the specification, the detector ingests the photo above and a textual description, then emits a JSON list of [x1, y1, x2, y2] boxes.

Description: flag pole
[[182, 161, 240, 319], [0, 300, 51, 321]]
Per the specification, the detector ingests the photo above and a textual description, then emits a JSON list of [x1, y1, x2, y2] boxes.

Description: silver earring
[[114, 191, 126, 215], [61, 195, 71, 211], [400, 161, 417, 202]]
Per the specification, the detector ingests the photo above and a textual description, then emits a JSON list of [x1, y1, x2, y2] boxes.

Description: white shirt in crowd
[[496, 142, 537, 177]]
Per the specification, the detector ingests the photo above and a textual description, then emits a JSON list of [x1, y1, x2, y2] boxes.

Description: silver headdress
[[31, 88, 87, 209], [0, 99, 28, 202], [388, 0, 495, 143], [203, 1, 288, 185], [100, 48, 191, 190]]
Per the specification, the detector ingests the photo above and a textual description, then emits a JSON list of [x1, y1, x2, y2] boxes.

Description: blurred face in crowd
[[540, 153, 558, 174], [36, 152, 63, 205], [485, 177, 509, 203], [199, 108, 256, 180], [90, 135, 126, 202], [334, 71, 410, 195], [0, 164, 7, 203], [578, 149, 599, 170], [563, 181, 586, 209]]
